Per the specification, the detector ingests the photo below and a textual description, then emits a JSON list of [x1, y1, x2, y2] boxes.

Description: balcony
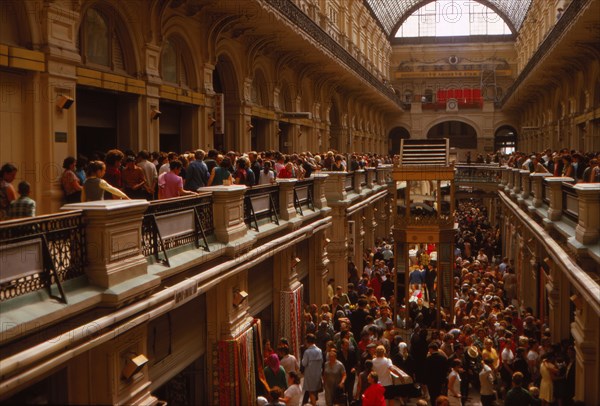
[[0, 168, 393, 344], [455, 165, 600, 273]]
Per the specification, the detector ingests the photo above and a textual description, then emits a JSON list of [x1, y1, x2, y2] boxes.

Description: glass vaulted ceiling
[[365, 0, 533, 36]]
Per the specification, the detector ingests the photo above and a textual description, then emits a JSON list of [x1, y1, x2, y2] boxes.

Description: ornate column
[[363, 203, 377, 250], [274, 248, 303, 360], [353, 169, 365, 194], [571, 298, 600, 405], [309, 229, 330, 306], [573, 183, 600, 244], [323, 172, 350, 291], [546, 264, 571, 341], [546, 177, 573, 221], [207, 270, 257, 405], [505, 167, 515, 193]]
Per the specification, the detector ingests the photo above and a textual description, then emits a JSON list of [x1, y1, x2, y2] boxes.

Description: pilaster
[[511, 168, 522, 197], [571, 299, 600, 405]]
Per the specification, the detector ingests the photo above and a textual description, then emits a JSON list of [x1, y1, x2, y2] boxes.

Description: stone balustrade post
[[546, 177, 574, 221], [61, 200, 152, 289], [276, 179, 297, 221], [505, 167, 514, 193], [353, 169, 365, 194], [323, 172, 348, 204], [512, 168, 522, 196], [573, 183, 600, 245], [312, 173, 329, 209], [366, 167, 376, 189], [520, 170, 531, 199], [499, 166, 509, 187], [531, 173, 553, 207], [207, 185, 249, 244]]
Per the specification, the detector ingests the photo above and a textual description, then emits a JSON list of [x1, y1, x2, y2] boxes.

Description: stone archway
[[388, 126, 410, 155], [494, 125, 518, 154], [213, 55, 240, 152]]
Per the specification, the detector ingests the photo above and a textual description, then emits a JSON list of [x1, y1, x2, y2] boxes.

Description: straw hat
[[467, 345, 480, 358]]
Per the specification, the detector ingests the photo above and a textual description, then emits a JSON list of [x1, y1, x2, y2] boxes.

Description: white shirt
[[258, 170, 275, 185], [372, 356, 393, 386], [280, 354, 299, 375], [501, 347, 514, 365], [479, 364, 495, 396], [283, 383, 303, 406], [408, 249, 417, 258]]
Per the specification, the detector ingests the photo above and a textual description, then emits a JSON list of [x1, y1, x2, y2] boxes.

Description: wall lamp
[[56, 95, 74, 110], [150, 107, 162, 120], [233, 288, 248, 307], [121, 353, 149, 380]]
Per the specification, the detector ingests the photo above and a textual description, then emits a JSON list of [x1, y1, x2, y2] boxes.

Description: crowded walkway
[[256, 199, 576, 406]]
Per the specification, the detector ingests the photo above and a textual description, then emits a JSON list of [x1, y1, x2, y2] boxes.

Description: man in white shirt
[[479, 358, 496, 406], [278, 346, 299, 375], [137, 150, 158, 199]]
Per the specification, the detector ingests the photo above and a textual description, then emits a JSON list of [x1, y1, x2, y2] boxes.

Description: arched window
[[82, 9, 109, 66], [395, 0, 512, 38], [251, 70, 268, 107], [79, 7, 130, 73], [160, 39, 190, 87]]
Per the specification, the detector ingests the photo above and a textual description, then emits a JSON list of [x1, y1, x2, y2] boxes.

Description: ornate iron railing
[[561, 183, 579, 223], [294, 179, 314, 215], [0, 211, 86, 302], [263, 0, 403, 108], [142, 193, 214, 265], [542, 180, 551, 205], [244, 185, 280, 230], [455, 165, 502, 183]]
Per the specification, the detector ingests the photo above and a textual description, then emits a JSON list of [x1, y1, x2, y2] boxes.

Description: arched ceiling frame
[[364, 0, 532, 38]]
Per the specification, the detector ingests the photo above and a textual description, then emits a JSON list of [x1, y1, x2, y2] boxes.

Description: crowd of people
[[0, 149, 393, 221], [257, 199, 577, 406], [2, 146, 599, 221], [467, 149, 600, 184]]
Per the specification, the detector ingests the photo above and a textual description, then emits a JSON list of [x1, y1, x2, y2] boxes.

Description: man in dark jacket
[[424, 342, 448, 405]]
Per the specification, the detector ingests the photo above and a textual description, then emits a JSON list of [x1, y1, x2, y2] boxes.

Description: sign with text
[[394, 69, 512, 79], [214, 93, 224, 134]]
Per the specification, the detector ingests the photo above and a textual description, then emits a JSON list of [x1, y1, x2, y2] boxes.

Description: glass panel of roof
[[365, 0, 532, 36], [395, 0, 512, 37]]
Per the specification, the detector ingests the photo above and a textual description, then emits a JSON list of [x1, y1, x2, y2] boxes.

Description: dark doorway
[[251, 117, 269, 152], [388, 126, 410, 155], [427, 121, 477, 149], [76, 87, 138, 158], [494, 125, 518, 154], [159, 102, 181, 153], [279, 122, 291, 153], [76, 88, 118, 158]]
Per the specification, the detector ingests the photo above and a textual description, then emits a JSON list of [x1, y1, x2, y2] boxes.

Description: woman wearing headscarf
[[264, 353, 288, 391], [392, 342, 416, 405]]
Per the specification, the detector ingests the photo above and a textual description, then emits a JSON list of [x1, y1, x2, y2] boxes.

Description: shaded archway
[[329, 99, 341, 151], [427, 121, 477, 149], [213, 54, 240, 152], [494, 125, 518, 154], [388, 126, 410, 155]]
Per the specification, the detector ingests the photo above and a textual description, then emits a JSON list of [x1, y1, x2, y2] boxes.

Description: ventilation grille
[[399, 139, 449, 166]]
